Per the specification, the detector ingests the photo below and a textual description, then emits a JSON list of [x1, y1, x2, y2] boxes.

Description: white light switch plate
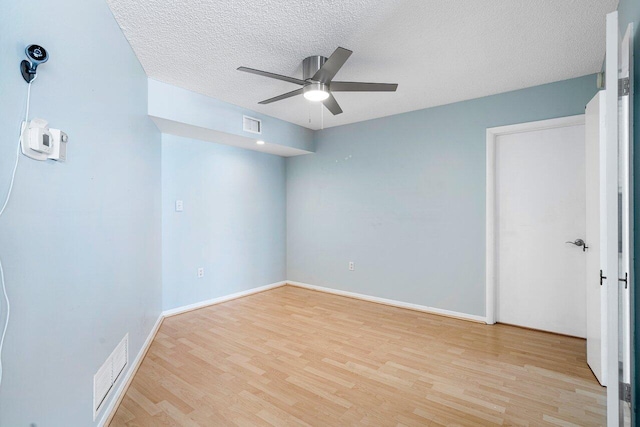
[[175, 200, 183, 212]]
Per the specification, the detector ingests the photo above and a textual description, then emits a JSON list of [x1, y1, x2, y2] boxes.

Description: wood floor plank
[[110, 285, 605, 426]]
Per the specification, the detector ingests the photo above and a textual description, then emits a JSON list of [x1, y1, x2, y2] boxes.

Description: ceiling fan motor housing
[[303, 56, 327, 81]]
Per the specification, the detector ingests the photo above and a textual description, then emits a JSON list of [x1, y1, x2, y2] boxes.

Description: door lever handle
[[600, 269, 607, 286], [566, 239, 588, 252]]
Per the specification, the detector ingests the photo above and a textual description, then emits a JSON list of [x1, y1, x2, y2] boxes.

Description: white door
[[585, 90, 607, 385], [617, 21, 633, 426], [495, 120, 587, 337], [604, 11, 622, 426], [619, 24, 632, 389]]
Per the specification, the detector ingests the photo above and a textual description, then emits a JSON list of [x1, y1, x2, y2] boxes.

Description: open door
[[586, 90, 607, 385], [604, 11, 634, 426], [604, 12, 620, 424], [617, 21, 634, 426]]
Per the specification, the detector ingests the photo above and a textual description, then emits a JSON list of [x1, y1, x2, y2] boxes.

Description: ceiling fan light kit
[[238, 47, 398, 115], [303, 82, 329, 101]]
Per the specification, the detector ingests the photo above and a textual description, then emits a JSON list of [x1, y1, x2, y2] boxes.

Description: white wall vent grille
[[112, 336, 128, 381], [93, 358, 112, 419], [243, 115, 262, 134], [93, 334, 128, 420]]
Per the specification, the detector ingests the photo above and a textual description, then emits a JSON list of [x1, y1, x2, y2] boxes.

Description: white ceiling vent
[[93, 334, 129, 420], [243, 115, 262, 134]]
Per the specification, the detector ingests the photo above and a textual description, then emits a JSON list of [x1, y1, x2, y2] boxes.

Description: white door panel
[[496, 124, 586, 337], [585, 90, 607, 385], [604, 11, 621, 425], [617, 21, 633, 425]]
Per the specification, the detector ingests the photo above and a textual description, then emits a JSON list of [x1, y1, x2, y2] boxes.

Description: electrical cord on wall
[[0, 79, 33, 388]]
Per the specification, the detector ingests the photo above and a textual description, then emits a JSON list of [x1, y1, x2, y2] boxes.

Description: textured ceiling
[[107, 0, 618, 130]]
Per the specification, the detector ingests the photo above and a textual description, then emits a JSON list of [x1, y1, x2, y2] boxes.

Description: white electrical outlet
[[197, 267, 204, 278], [349, 261, 355, 271], [175, 200, 183, 212]]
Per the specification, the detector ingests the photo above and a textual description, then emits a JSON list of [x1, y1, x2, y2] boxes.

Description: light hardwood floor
[[110, 285, 605, 426]]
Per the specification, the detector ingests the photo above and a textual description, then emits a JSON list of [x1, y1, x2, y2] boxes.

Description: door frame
[[485, 115, 586, 324]]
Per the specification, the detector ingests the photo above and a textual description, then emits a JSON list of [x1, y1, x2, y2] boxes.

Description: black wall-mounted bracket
[[20, 60, 37, 83]]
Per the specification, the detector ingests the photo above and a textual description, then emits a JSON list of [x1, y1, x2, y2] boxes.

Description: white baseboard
[[162, 281, 288, 317], [98, 314, 164, 427], [286, 281, 487, 324]]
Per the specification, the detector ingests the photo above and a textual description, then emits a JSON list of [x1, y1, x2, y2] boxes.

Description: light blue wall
[[149, 79, 315, 153], [616, 0, 639, 420], [287, 75, 598, 316], [0, 0, 162, 426], [0, 0, 616, 422], [162, 134, 286, 310]]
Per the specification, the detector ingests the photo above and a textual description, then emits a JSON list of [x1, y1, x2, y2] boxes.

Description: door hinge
[[619, 77, 630, 96], [597, 72, 606, 89], [620, 382, 632, 403]]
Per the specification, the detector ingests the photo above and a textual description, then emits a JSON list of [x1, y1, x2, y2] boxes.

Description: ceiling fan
[[237, 47, 398, 115]]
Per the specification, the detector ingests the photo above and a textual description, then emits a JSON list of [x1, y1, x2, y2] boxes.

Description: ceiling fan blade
[[237, 66, 306, 85], [258, 87, 305, 104], [312, 47, 353, 83], [330, 82, 398, 92], [322, 93, 343, 115]]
